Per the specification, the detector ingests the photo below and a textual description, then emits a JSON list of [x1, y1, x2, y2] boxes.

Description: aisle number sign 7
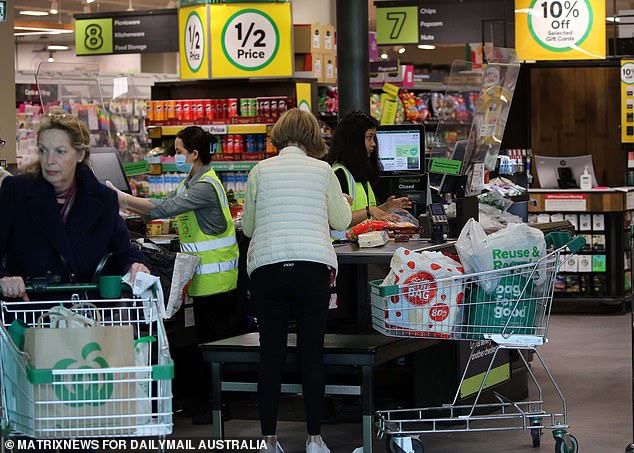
[[376, 5, 419, 45]]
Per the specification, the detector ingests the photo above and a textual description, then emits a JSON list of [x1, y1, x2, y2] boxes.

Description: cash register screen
[[376, 125, 425, 174], [89, 147, 131, 194]]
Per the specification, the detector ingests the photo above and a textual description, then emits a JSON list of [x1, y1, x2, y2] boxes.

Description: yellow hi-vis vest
[[176, 168, 238, 296], [331, 163, 377, 240]]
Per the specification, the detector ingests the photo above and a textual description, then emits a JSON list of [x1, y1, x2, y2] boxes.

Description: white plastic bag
[[165, 253, 201, 318], [381, 248, 464, 338], [134, 335, 156, 425], [455, 219, 547, 293]]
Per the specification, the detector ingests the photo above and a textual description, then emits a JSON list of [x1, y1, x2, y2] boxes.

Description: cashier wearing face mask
[[108, 126, 241, 416]]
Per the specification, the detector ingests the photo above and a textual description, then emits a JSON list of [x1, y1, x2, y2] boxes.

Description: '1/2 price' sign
[[179, 5, 210, 79], [211, 2, 292, 78], [515, 0, 605, 60]]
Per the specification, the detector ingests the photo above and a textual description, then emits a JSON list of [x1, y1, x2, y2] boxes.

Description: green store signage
[[75, 18, 114, 55]]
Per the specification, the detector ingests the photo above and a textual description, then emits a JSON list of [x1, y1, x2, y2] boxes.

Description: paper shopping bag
[[24, 323, 136, 437]]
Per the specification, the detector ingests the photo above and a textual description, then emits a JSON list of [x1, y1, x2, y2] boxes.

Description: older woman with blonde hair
[[242, 108, 351, 453], [0, 109, 148, 299]]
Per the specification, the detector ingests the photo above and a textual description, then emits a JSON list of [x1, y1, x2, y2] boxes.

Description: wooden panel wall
[[530, 66, 623, 187]]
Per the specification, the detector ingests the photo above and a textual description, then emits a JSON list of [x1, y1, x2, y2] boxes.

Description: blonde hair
[[270, 108, 325, 158], [37, 108, 91, 162]]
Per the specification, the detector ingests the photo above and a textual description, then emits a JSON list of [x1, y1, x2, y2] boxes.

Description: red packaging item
[[228, 98, 238, 117], [204, 100, 213, 121], [195, 99, 204, 121], [174, 101, 183, 121], [182, 100, 192, 122], [347, 220, 388, 241]]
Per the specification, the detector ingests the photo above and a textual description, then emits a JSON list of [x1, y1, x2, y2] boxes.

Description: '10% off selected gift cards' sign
[[515, 0, 605, 60]]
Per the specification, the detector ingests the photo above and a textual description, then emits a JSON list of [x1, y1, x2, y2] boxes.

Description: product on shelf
[[147, 96, 294, 126]]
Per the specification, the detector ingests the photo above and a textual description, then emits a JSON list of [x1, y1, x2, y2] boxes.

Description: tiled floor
[[175, 313, 632, 452]]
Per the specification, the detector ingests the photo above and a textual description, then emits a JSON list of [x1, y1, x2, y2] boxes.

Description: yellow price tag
[[515, 0, 605, 60], [179, 5, 210, 79], [210, 2, 292, 78]]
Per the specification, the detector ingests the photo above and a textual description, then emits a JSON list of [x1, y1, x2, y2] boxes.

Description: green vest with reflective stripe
[[331, 163, 377, 240], [176, 168, 238, 296]]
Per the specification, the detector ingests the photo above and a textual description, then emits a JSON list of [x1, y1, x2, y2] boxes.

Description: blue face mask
[[175, 154, 192, 173]]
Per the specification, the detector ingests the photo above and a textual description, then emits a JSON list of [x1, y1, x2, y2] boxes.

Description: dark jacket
[[0, 166, 143, 283]]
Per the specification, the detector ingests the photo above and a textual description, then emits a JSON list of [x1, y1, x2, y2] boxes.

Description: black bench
[[200, 332, 436, 453]]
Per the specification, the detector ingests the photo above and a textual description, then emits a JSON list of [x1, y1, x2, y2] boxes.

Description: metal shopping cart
[[0, 281, 173, 443], [369, 232, 584, 453]]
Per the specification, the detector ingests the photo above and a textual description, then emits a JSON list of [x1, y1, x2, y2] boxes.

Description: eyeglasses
[[42, 111, 90, 143]]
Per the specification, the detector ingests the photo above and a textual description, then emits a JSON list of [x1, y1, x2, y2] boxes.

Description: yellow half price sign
[[179, 5, 210, 79], [515, 0, 605, 60], [210, 2, 292, 78]]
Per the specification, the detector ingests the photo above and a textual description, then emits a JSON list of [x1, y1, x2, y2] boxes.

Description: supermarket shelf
[[149, 123, 271, 138]]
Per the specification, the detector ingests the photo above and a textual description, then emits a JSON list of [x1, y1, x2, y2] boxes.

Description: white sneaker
[[306, 440, 330, 453], [260, 441, 284, 453]]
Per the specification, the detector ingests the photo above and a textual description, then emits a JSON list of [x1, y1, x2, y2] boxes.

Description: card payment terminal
[[428, 203, 448, 243]]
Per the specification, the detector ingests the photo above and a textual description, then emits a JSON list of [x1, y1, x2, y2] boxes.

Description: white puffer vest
[[246, 146, 338, 276]]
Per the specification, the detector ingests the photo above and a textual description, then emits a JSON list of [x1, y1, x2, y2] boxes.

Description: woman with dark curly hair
[[327, 111, 412, 238]]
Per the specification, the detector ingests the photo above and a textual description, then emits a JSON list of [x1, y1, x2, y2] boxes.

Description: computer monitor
[[534, 155, 598, 189], [375, 124, 425, 175], [89, 147, 131, 194]]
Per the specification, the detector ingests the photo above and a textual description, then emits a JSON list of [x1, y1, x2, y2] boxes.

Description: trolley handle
[[544, 232, 585, 255], [1, 277, 131, 299]]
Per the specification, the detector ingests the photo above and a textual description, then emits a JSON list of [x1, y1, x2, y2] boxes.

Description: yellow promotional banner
[[179, 5, 210, 79], [515, 0, 605, 60], [210, 2, 293, 78], [621, 60, 634, 143], [295, 82, 312, 111]]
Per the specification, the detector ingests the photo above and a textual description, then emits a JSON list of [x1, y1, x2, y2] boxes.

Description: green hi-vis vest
[[331, 163, 377, 240], [176, 168, 238, 296]]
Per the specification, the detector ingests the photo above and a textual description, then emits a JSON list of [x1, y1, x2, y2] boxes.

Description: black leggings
[[251, 261, 331, 436]]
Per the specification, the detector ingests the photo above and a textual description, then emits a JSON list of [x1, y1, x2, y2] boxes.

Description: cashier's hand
[[128, 262, 151, 283], [106, 180, 130, 211], [0, 276, 29, 301], [370, 206, 401, 223], [383, 196, 413, 212]]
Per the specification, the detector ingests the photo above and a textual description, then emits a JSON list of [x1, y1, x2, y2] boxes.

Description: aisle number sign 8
[[75, 18, 113, 55], [515, 0, 605, 60], [179, 5, 210, 79], [211, 2, 292, 78]]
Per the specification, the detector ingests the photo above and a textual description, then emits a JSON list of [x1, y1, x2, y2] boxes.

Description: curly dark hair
[[327, 111, 381, 184]]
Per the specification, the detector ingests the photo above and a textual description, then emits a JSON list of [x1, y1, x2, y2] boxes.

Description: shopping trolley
[[369, 232, 584, 453], [0, 280, 173, 442]]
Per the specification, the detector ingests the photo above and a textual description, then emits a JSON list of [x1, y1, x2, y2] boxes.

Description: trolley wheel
[[384, 436, 425, 453], [554, 434, 578, 453], [531, 427, 541, 447]]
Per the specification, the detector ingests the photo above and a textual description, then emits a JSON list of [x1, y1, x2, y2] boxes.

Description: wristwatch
[[366, 206, 371, 219]]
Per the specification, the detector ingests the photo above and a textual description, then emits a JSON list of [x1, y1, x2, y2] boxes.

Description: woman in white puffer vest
[[242, 108, 352, 453]]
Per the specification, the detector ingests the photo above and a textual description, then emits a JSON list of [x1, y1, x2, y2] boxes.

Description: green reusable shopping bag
[[467, 273, 537, 337]]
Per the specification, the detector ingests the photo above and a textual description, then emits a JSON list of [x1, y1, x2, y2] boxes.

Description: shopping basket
[[369, 232, 584, 453], [0, 280, 173, 440]]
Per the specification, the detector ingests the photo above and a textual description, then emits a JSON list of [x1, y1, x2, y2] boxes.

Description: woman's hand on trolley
[[128, 262, 151, 283], [0, 276, 29, 301]]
